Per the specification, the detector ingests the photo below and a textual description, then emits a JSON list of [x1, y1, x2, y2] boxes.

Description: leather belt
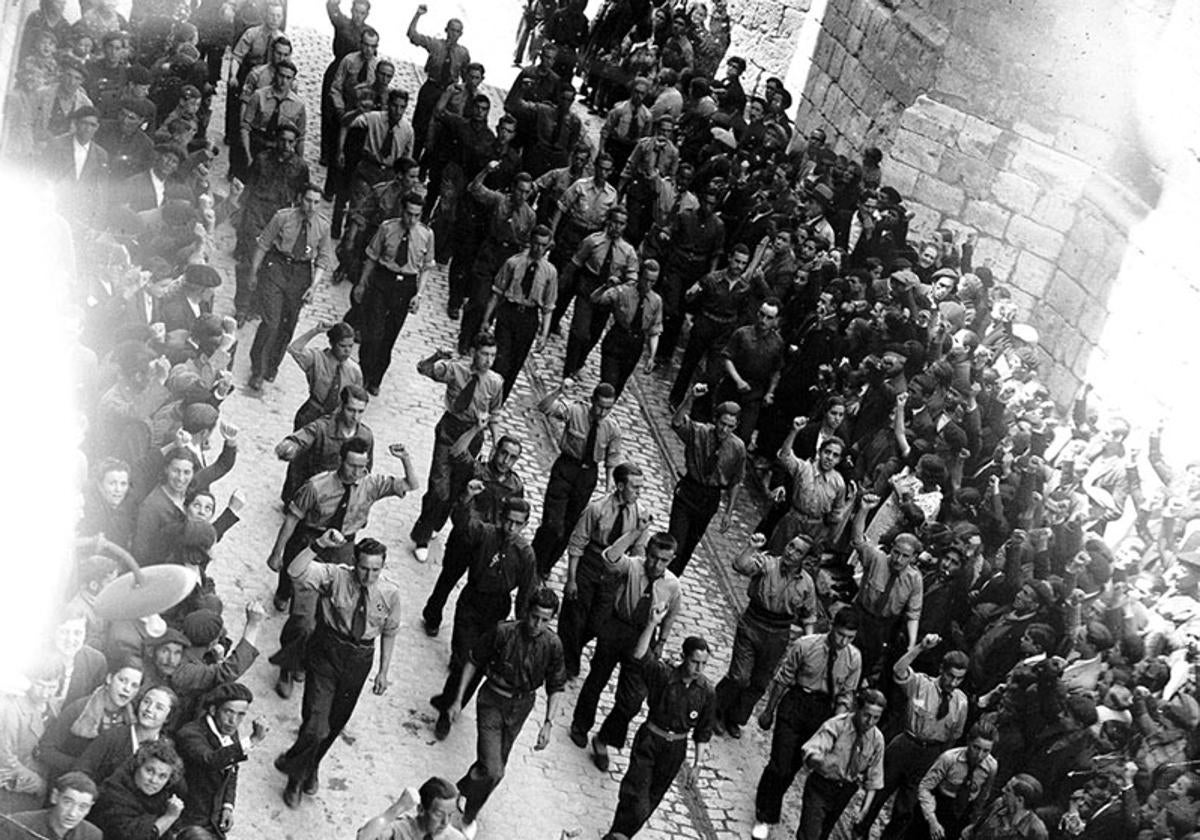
[[645, 721, 689, 742]]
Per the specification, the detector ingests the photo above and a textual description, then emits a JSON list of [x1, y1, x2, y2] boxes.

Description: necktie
[[597, 240, 614, 282], [380, 124, 394, 160], [606, 504, 626, 546], [328, 482, 353, 533], [954, 758, 978, 818], [392, 229, 411, 271], [825, 639, 837, 697], [452, 374, 478, 414], [350, 585, 368, 639], [291, 216, 310, 261], [266, 95, 282, 135], [356, 55, 370, 83], [703, 434, 722, 484], [520, 259, 538, 299], [438, 48, 453, 86], [631, 580, 653, 626], [582, 417, 598, 465], [630, 291, 646, 334], [937, 688, 951, 720], [873, 570, 898, 616], [321, 363, 344, 414]]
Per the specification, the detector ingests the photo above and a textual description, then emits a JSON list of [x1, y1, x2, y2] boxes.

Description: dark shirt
[[668, 208, 726, 265], [451, 504, 538, 611], [672, 415, 747, 488], [9, 810, 102, 840], [239, 151, 311, 237], [642, 655, 714, 742], [721, 324, 784, 394], [472, 620, 567, 695], [692, 270, 752, 325], [436, 111, 495, 176], [95, 124, 154, 181]]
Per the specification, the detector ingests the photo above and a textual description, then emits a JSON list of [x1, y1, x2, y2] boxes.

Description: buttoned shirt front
[[425, 358, 505, 423], [352, 112, 415, 169], [288, 346, 364, 407], [621, 136, 679, 181], [293, 560, 401, 641], [737, 552, 816, 623], [557, 177, 619, 231], [473, 620, 567, 696], [898, 669, 967, 745], [642, 656, 714, 742], [471, 184, 537, 248], [243, 62, 302, 102], [329, 50, 380, 112], [918, 746, 998, 822], [607, 554, 682, 628], [493, 251, 558, 310], [774, 633, 862, 711], [568, 493, 650, 559], [779, 452, 847, 523], [453, 506, 538, 608], [597, 283, 663, 336], [721, 325, 784, 393], [231, 24, 283, 70], [409, 31, 471, 84], [602, 99, 653, 145], [855, 544, 924, 622], [668, 208, 726, 264], [257, 207, 336, 271], [803, 713, 885, 789], [572, 231, 638, 282], [673, 415, 747, 488], [288, 469, 408, 535], [366, 218, 435, 275], [542, 398, 622, 467], [243, 87, 307, 139]]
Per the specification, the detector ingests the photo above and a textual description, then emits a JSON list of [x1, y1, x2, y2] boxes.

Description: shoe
[[712, 717, 726, 737], [568, 726, 587, 748], [366, 384, 380, 396], [589, 736, 610, 772], [293, 671, 306, 683], [461, 819, 478, 840], [247, 374, 263, 391], [283, 781, 302, 809], [434, 710, 452, 740], [302, 770, 319, 795], [751, 822, 770, 840], [414, 546, 429, 563], [429, 693, 445, 711], [448, 306, 461, 320], [423, 618, 440, 637], [274, 671, 293, 699], [264, 372, 276, 383], [727, 723, 742, 739], [273, 594, 290, 613], [273, 754, 288, 774]]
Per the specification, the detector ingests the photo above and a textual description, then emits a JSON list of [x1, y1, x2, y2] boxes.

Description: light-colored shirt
[[773, 633, 861, 712], [73, 138, 89, 179], [408, 31, 471, 83], [918, 746, 998, 823], [289, 469, 408, 536], [329, 51, 380, 112], [352, 111, 414, 168], [257, 207, 336, 272], [572, 231, 639, 283], [780, 452, 847, 523], [568, 493, 651, 559], [366, 218, 435, 275], [596, 283, 663, 336], [492, 251, 558, 310], [288, 346, 364, 407], [802, 712, 886, 790], [854, 544, 924, 622], [542, 398, 622, 467], [292, 558, 402, 641], [897, 669, 967, 745], [557, 177, 619, 230], [242, 87, 307, 139], [607, 554, 682, 630], [423, 359, 505, 423], [734, 552, 816, 623]]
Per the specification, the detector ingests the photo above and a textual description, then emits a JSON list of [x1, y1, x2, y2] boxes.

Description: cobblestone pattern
[[192, 21, 836, 840]]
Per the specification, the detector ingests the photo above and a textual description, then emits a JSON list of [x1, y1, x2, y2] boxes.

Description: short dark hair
[[682, 636, 709, 658], [134, 739, 185, 783], [503, 498, 531, 518], [532, 224, 553, 240], [473, 331, 497, 350], [941, 650, 969, 673], [612, 462, 642, 486], [53, 771, 97, 799], [647, 532, 678, 557], [341, 384, 370, 405], [592, 383, 616, 402], [163, 446, 199, 472], [969, 720, 998, 742], [832, 608, 859, 631], [340, 437, 371, 459], [418, 776, 458, 810], [360, 25, 380, 42], [387, 89, 409, 106], [393, 155, 418, 174], [857, 688, 887, 711], [355, 537, 387, 562], [529, 587, 560, 615]]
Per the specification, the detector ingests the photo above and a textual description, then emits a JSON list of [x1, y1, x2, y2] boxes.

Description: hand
[[372, 671, 390, 695], [649, 601, 670, 625], [175, 428, 193, 449], [317, 528, 348, 549], [927, 819, 945, 840], [535, 720, 553, 750], [642, 358, 655, 374], [861, 492, 881, 508], [736, 379, 751, 393], [219, 419, 239, 441], [149, 321, 166, 343], [719, 509, 733, 532], [336, 151, 346, 170], [416, 3, 427, 13], [229, 178, 244, 198], [228, 489, 246, 513], [749, 532, 767, 550], [267, 550, 283, 572], [564, 577, 578, 600], [409, 293, 421, 313], [758, 708, 775, 730], [245, 599, 267, 623], [466, 479, 486, 497], [250, 717, 269, 743], [487, 160, 500, 171], [770, 486, 786, 504], [388, 442, 409, 458], [692, 382, 708, 397], [919, 633, 942, 650], [218, 807, 234, 832], [352, 280, 366, 303], [764, 392, 775, 405], [447, 700, 462, 723], [792, 416, 808, 430], [896, 392, 909, 408], [165, 795, 185, 818]]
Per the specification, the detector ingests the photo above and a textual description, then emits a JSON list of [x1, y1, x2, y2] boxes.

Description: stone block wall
[[727, 0, 813, 93]]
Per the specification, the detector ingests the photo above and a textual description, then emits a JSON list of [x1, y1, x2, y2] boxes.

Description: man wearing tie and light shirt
[[408, 3, 471, 163], [274, 528, 402, 809]]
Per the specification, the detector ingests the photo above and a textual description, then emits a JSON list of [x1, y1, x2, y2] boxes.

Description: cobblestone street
[[198, 18, 821, 840]]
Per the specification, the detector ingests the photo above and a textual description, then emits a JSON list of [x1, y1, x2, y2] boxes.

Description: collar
[[206, 714, 234, 746]]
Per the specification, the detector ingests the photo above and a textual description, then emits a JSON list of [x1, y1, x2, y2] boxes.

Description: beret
[[147, 627, 190, 649], [203, 681, 254, 708], [184, 264, 222, 288], [70, 105, 100, 121], [181, 402, 219, 433], [181, 609, 224, 646], [178, 519, 217, 551]]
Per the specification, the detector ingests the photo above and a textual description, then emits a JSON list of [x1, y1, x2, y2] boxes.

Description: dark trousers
[[493, 302, 541, 399], [572, 619, 644, 746], [755, 688, 833, 824], [858, 732, 945, 838], [358, 268, 417, 390], [548, 223, 591, 333], [459, 240, 518, 354], [669, 315, 734, 406], [904, 792, 969, 840], [666, 477, 722, 577], [421, 527, 472, 630], [599, 323, 643, 398], [435, 589, 512, 710], [857, 608, 902, 686], [558, 552, 620, 675], [277, 624, 375, 786], [799, 772, 860, 840], [411, 415, 483, 545], [270, 534, 356, 673], [531, 456, 599, 577], [411, 80, 446, 162], [318, 57, 340, 166], [250, 256, 311, 379], [458, 684, 535, 823], [563, 271, 609, 376], [446, 206, 484, 311], [713, 615, 791, 728], [609, 725, 688, 837]]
